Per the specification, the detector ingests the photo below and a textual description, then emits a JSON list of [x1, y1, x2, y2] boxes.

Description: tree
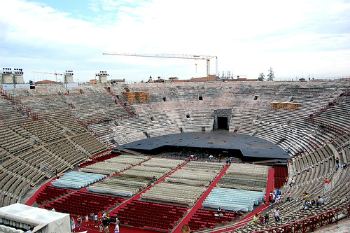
[[258, 73, 265, 81], [267, 67, 275, 81]]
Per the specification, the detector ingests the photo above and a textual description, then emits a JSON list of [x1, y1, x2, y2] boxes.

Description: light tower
[[64, 70, 74, 84], [13, 68, 24, 84], [1, 68, 13, 84], [96, 71, 109, 84]]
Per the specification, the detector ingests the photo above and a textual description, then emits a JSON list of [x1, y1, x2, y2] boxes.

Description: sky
[[0, 0, 350, 82]]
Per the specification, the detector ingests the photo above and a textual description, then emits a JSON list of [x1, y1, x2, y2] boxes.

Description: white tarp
[[0, 204, 71, 233]]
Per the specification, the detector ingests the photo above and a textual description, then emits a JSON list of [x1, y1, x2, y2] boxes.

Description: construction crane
[[102, 52, 218, 78], [32, 71, 64, 82]]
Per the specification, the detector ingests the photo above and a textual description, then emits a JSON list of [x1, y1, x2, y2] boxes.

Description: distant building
[[221, 75, 257, 82], [188, 75, 220, 82], [89, 79, 97, 84], [166, 75, 220, 83], [35, 80, 60, 85], [153, 76, 165, 83], [110, 78, 125, 84], [168, 77, 179, 82]]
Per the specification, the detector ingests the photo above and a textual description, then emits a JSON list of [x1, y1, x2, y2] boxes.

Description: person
[[273, 208, 280, 222], [98, 211, 102, 222], [317, 196, 324, 207], [94, 213, 98, 227], [70, 217, 76, 231], [303, 200, 311, 210], [289, 177, 295, 187], [99, 223, 104, 232], [323, 177, 332, 193], [259, 214, 265, 225], [275, 194, 281, 203], [269, 192, 275, 203], [114, 223, 120, 233], [181, 224, 190, 233], [102, 215, 110, 233], [311, 199, 316, 206], [25, 227, 34, 233], [151, 176, 157, 183], [252, 214, 259, 224], [114, 217, 120, 233], [335, 157, 340, 170], [77, 215, 82, 229], [264, 213, 269, 224], [209, 154, 214, 161], [229, 157, 234, 164], [215, 207, 223, 217], [302, 192, 310, 201], [275, 188, 282, 197]]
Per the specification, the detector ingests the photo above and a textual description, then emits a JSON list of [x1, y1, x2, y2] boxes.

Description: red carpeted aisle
[[172, 164, 230, 233]]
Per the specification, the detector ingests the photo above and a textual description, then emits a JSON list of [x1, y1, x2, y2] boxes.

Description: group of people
[[251, 188, 283, 226], [269, 188, 282, 204], [302, 192, 325, 210], [335, 157, 347, 170], [71, 211, 120, 233], [214, 207, 224, 217], [252, 212, 272, 225]]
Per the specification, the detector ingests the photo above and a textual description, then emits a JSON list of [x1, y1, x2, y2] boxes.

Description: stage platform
[[121, 132, 289, 160]]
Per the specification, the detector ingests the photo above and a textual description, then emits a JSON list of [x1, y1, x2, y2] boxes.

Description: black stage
[[121, 132, 289, 160]]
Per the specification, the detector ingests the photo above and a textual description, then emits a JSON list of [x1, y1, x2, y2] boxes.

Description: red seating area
[[36, 185, 73, 205], [273, 165, 288, 188], [188, 208, 240, 231], [44, 191, 124, 216], [114, 200, 188, 232]]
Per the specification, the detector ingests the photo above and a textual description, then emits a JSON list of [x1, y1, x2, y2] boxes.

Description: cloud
[[0, 0, 349, 82]]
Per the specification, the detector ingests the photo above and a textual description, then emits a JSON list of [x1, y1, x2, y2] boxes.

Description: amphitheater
[[0, 79, 349, 233]]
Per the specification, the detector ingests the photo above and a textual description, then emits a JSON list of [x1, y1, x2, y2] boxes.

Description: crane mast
[[102, 52, 218, 78]]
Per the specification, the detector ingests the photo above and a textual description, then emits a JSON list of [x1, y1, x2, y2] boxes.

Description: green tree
[[267, 67, 275, 81], [258, 73, 265, 81]]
